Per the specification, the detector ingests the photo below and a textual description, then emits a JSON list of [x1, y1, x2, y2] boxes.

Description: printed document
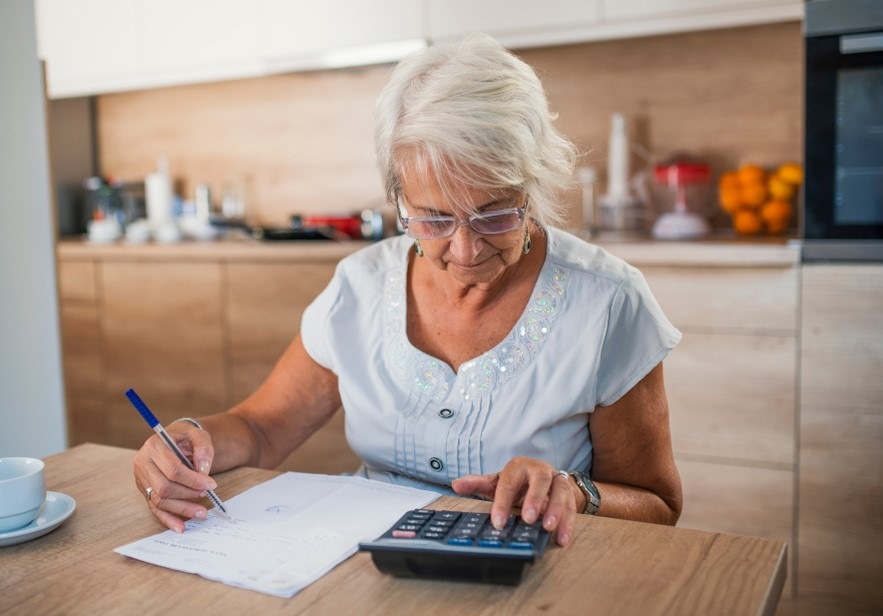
[[115, 473, 438, 597]]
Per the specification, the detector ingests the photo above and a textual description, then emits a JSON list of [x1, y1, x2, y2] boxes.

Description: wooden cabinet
[[798, 265, 883, 614], [637, 262, 799, 597], [57, 260, 105, 445], [56, 249, 359, 473], [100, 262, 227, 449]]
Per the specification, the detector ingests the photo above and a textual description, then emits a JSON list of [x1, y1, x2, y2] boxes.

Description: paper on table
[[114, 472, 438, 598]]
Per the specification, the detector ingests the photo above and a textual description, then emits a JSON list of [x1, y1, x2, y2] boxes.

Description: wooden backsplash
[[97, 21, 803, 228]]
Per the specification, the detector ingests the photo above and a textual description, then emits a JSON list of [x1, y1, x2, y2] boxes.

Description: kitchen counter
[[56, 233, 801, 267]]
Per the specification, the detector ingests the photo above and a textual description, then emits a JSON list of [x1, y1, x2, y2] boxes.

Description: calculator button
[[391, 530, 417, 538], [513, 530, 539, 542], [396, 524, 421, 531], [462, 513, 487, 523], [426, 526, 450, 534], [448, 537, 473, 546], [481, 529, 507, 539], [507, 541, 535, 550], [435, 511, 460, 521], [422, 532, 446, 539], [479, 539, 504, 548]]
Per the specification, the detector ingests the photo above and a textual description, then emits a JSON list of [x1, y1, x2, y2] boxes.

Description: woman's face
[[398, 171, 528, 287]]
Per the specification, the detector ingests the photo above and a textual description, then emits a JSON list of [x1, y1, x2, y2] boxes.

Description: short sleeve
[[595, 268, 681, 407], [300, 268, 343, 373]]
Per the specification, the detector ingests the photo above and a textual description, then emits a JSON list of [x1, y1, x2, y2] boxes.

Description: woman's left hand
[[451, 456, 581, 546]]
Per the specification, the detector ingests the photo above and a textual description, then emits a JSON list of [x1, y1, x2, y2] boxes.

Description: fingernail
[[523, 507, 537, 522], [544, 514, 558, 529], [558, 531, 570, 546], [492, 514, 506, 528], [207, 479, 217, 490], [194, 509, 206, 519], [198, 460, 210, 474]]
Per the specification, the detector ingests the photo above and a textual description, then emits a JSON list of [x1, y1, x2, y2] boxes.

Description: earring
[[522, 227, 531, 255], [414, 239, 424, 257]]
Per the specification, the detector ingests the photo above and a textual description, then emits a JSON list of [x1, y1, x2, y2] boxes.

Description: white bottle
[[598, 114, 638, 232], [145, 157, 173, 228]]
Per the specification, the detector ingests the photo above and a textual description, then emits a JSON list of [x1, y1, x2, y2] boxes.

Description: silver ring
[[553, 470, 570, 481], [144, 486, 153, 502]]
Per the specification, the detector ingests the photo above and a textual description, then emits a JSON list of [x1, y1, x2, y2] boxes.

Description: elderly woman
[[134, 33, 683, 546]]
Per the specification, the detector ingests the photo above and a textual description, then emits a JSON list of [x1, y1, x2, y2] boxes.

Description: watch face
[[573, 471, 600, 514]]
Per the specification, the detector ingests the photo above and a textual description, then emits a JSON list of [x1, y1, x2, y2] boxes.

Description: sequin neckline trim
[[384, 255, 570, 402]]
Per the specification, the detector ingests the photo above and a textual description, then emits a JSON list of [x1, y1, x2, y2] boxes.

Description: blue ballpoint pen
[[125, 388, 230, 519]]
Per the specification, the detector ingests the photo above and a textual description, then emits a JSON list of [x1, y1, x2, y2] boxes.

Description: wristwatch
[[569, 470, 601, 515]]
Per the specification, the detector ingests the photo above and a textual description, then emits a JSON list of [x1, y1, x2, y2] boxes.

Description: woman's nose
[[447, 224, 483, 260]]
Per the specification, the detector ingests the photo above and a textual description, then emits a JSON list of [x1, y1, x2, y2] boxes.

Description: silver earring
[[522, 227, 531, 255], [414, 239, 424, 257]]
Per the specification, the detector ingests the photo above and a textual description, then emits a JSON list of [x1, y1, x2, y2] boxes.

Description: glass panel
[[835, 66, 883, 225]]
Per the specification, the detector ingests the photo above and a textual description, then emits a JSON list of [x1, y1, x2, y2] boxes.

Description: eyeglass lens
[[405, 208, 524, 239]]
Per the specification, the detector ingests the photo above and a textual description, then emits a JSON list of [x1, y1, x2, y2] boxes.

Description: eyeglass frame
[[395, 194, 529, 240]]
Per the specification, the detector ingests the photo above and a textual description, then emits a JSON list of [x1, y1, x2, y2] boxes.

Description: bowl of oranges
[[718, 162, 803, 236]]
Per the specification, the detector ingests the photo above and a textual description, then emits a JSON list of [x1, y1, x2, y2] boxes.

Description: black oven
[[804, 0, 883, 261]]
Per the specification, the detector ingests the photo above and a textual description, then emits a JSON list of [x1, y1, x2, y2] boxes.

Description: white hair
[[375, 33, 577, 227]]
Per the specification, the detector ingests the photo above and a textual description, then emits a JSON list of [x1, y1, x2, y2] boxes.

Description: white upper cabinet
[[427, 0, 601, 48], [36, 0, 140, 98], [36, 0, 804, 99], [260, 0, 424, 71], [138, 0, 263, 85], [602, 0, 804, 39], [427, 0, 803, 48]]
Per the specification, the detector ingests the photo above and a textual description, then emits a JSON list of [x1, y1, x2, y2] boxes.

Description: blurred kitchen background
[[2, 1, 882, 615]]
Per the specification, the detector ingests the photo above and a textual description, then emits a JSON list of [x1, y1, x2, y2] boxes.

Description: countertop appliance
[[804, 0, 883, 261]]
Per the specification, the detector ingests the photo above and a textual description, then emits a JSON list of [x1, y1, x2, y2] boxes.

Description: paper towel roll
[[145, 171, 172, 227]]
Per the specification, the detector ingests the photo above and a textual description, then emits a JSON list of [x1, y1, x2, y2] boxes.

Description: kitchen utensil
[[651, 161, 712, 239]]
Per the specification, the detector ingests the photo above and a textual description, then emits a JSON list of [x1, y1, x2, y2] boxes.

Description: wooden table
[[0, 444, 786, 615]]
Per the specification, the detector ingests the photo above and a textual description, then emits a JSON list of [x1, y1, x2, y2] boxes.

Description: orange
[[761, 199, 793, 227], [740, 182, 768, 208], [718, 171, 740, 191], [768, 175, 796, 201], [766, 219, 790, 235], [733, 210, 763, 235], [737, 164, 766, 186], [776, 162, 803, 185], [718, 188, 742, 214]]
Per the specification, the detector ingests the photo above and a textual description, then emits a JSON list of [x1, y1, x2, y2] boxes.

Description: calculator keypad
[[387, 509, 545, 551], [360, 508, 552, 585]]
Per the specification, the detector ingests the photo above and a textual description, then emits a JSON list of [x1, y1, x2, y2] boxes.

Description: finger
[[490, 463, 529, 529], [542, 473, 578, 546], [178, 426, 214, 475], [152, 439, 217, 492], [142, 456, 210, 501], [148, 487, 210, 525], [518, 468, 555, 525], [451, 474, 498, 500]]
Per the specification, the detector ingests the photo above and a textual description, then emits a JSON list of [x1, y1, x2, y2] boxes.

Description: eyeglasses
[[398, 198, 527, 240]]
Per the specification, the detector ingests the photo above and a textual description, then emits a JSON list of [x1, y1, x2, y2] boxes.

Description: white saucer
[[0, 491, 76, 547]]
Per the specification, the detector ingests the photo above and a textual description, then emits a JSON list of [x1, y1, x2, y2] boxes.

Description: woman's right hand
[[132, 422, 218, 532]]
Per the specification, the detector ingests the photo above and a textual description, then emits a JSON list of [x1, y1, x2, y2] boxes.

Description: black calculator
[[359, 509, 551, 585]]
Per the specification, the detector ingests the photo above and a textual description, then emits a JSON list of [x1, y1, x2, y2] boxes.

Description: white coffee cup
[[0, 457, 46, 532]]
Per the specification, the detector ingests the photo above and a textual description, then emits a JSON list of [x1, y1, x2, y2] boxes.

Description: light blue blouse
[[301, 227, 681, 495]]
